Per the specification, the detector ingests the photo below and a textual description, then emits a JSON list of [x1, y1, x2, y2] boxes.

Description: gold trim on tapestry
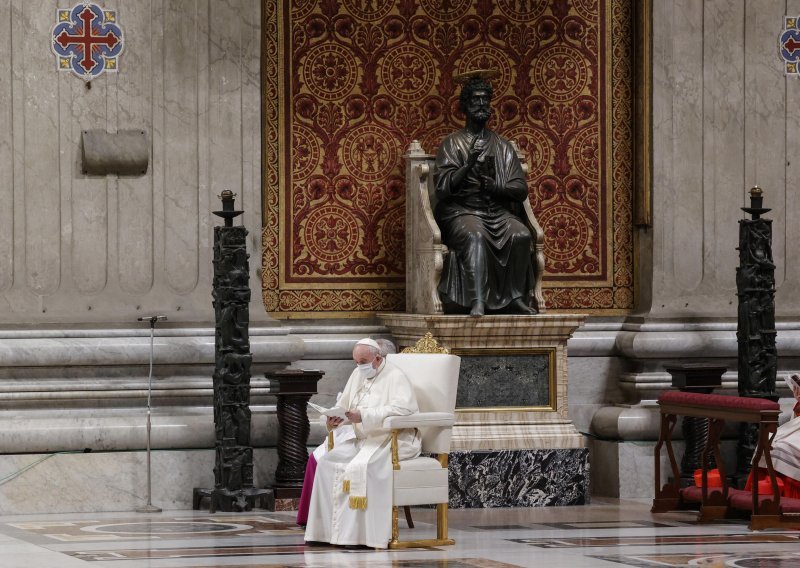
[[633, 0, 653, 228]]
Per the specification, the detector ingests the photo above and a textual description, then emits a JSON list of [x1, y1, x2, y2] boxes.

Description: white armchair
[[383, 349, 460, 548]]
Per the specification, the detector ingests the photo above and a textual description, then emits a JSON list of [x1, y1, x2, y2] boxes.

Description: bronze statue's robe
[[433, 129, 534, 311]]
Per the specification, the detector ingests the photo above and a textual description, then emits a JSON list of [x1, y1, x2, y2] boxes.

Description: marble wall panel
[[0, 2, 12, 293], [671, 0, 704, 292], [650, 0, 797, 317], [116, 0, 155, 295], [745, 2, 787, 287], [208, 0, 243, 232], [651, 0, 673, 301], [163, 0, 201, 295], [0, 0, 265, 324], [780, 0, 800, 302], [456, 354, 550, 409], [21, 0, 62, 297], [240, 0, 263, 253], [704, 0, 745, 294], [69, 69, 109, 296], [0, 449, 278, 514]]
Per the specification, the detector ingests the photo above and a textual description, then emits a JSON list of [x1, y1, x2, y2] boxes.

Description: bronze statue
[[434, 71, 536, 317]]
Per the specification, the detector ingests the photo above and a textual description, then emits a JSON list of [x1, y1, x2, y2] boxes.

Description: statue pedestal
[[378, 313, 588, 507]]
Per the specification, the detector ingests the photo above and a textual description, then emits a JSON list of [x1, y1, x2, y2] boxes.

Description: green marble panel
[[455, 353, 551, 408]]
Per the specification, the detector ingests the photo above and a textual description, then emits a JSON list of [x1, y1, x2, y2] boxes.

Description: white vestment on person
[[304, 360, 421, 548], [761, 414, 800, 481], [312, 392, 356, 461]]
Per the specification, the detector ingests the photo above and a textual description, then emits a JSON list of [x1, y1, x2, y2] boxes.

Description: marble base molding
[[377, 313, 586, 451], [448, 448, 589, 508], [0, 449, 279, 515]]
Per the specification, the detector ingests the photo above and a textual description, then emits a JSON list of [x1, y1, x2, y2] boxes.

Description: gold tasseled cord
[[348, 496, 368, 510]]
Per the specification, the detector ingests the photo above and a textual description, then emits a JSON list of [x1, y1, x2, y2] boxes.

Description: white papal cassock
[[761, 414, 800, 482], [304, 360, 421, 548]]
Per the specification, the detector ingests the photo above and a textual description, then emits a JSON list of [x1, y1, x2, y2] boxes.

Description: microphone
[[137, 315, 168, 327]]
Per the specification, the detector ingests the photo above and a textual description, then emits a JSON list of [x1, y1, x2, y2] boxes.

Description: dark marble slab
[[447, 448, 589, 508], [456, 354, 550, 408]]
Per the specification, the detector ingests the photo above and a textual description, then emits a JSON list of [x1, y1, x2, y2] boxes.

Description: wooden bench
[[651, 390, 800, 529]]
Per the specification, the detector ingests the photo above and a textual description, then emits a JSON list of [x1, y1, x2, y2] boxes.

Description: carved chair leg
[[390, 506, 399, 546], [436, 503, 449, 540], [403, 505, 414, 528]]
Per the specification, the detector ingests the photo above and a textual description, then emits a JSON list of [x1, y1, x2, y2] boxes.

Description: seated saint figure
[[304, 338, 420, 548], [434, 71, 537, 317]]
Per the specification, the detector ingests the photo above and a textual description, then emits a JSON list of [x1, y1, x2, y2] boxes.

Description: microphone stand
[[136, 315, 166, 513]]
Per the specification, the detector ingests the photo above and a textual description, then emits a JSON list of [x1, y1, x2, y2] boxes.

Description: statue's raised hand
[[467, 137, 485, 169]]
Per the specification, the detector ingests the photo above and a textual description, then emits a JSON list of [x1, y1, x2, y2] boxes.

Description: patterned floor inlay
[[5, 515, 302, 542], [65, 543, 443, 561], [181, 560, 522, 568], [536, 520, 681, 530], [65, 543, 369, 561], [508, 532, 800, 548], [592, 551, 800, 567], [469, 525, 532, 530]]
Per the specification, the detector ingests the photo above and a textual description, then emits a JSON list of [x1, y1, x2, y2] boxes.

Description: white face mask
[[357, 362, 377, 379]]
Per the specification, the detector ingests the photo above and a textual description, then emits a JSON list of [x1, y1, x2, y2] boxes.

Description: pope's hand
[[345, 409, 362, 423], [327, 416, 343, 430]]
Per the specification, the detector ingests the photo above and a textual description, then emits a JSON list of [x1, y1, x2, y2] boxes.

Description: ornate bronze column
[[735, 186, 779, 481], [194, 190, 267, 512]]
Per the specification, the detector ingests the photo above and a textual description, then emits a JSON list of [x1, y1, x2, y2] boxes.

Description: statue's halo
[[453, 69, 500, 84]]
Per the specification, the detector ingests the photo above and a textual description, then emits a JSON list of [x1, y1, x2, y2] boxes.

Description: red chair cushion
[[728, 488, 779, 511], [658, 391, 779, 411], [779, 496, 800, 513], [680, 485, 723, 503]]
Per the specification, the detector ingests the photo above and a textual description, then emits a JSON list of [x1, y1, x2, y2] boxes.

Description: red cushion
[[680, 485, 723, 503], [779, 496, 800, 513], [694, 469, 722, 488], [658, 391, 779, 411], [728, 488, 779, 511]]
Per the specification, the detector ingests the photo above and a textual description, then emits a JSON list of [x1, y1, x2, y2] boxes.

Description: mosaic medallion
[[780, 17, 800, 75], [51, 2, 124, 81]]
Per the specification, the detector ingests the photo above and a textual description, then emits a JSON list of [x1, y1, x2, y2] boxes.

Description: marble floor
[[1, 499, 800, 568]]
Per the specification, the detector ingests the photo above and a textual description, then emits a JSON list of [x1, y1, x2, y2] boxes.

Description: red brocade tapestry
[[262, 0, 634, 315]]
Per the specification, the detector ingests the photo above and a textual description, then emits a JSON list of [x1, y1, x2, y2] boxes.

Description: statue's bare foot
[[470, 300, 485, 317], [508, 298, 537, 315]]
